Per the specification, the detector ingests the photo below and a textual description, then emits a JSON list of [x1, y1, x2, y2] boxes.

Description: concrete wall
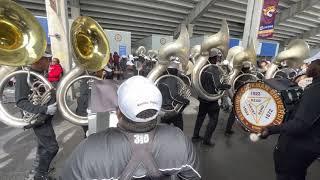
[[310, 48, 320, 57], [104, 29, 131, 56], [133, 34, 173, 52], [151, 34, 173, 50], [134, 36, 152, 52]]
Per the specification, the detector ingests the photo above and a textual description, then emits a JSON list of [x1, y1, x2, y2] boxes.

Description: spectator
[[48, 58, 63, 88], [113, 52, 120, 69]]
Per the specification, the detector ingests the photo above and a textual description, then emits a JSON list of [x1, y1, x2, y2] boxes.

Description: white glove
[[46, 102, 57, 115]]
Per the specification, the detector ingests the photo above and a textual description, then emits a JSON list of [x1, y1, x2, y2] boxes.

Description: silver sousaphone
[[148, 25, 191, 113], [56, 16, 110, 126], [0, 0, 53, 128]]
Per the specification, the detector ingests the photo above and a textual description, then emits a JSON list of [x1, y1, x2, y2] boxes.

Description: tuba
[[191, 19, 229, 101], [135, 46, 147, 57], [190, 45, 201, 64], [265, 39, 310, 79], [148, 25, 191, 113], [227, 40, 257, 97], [0, 0, 53, 128], [56, 16, 110, 126], [147, 49, 159, 61]]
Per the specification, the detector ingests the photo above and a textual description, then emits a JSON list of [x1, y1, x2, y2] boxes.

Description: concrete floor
[[0, 97, 319, 180]]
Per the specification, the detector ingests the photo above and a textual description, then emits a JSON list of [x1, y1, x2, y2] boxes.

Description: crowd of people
[[14, 48, 320, 180]]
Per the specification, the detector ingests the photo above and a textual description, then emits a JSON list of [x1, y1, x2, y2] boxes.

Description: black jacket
[[268, 76, 320, 153], [60, 125, 200, 180], [15, 71, 55, 122]]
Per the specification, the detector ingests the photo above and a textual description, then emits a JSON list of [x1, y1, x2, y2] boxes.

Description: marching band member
[[60, 76, 200, 180], [192, 50, 230, 146], [17, 56, 59, 180], [159, 59, 190, 131], [224, 65, 253, 136], [260, 57, 320, 180]]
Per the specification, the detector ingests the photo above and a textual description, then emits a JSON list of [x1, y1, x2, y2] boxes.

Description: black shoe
[[192, 136, 203, 142], [224, 130, 235, 137], [202, 141, 215, 147]]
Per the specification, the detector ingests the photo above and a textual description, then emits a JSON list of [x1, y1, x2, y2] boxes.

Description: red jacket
[[48, 64, 63, 82]]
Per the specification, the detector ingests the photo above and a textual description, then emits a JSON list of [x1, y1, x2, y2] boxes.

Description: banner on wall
[[119, 45, 127, 56], [258, 0, 279, 39]]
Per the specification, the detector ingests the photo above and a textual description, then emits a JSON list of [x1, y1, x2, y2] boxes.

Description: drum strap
[[119, 129, 161, 180]]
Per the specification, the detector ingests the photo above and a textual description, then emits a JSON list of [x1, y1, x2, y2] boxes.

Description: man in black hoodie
[[192, 51, 230, 146], [260, 57, 320, 180]]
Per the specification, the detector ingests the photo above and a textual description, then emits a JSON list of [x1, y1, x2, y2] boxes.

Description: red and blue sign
[[258, 0, 279, 39]]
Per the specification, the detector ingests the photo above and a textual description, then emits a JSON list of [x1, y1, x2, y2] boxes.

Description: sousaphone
[[191, 19, 229, 101], [56, 16, 110, 126], [265, 39, 310, 79], [148, 25, 191, 113], [0, 0, 53, 128]]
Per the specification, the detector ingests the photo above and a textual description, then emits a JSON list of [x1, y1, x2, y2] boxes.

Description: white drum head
[[233, 82, 285, 133]]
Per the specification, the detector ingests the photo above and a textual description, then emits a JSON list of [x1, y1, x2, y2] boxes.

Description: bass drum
[[233, 79, 303, 133]]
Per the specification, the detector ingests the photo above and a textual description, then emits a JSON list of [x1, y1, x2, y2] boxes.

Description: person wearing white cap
[[60, 76, 201, 180], [259, 57, 320, 180]]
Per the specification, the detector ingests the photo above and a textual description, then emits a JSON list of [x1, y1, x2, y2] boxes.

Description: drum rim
[[233, 81, 286, 133]]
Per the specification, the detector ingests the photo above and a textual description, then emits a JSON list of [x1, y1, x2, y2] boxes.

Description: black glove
[[260, 128, 270, 139]]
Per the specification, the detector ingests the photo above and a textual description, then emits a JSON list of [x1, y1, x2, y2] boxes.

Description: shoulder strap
[[119, 128, 161, 180]]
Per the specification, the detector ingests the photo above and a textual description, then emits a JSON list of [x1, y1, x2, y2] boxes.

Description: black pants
[[82, 125, 88, 138], [225, 109, 236, 132], [274, 137, 318, 180], [161, 113, 183, 131], [193, 100, 220, 142], [32, 119, 59, 177]]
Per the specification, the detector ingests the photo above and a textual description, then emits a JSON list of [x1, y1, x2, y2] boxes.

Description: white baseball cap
[[117, 76, 162, 122], [304, 51, 320, 64], [126, 61, 134, 66]]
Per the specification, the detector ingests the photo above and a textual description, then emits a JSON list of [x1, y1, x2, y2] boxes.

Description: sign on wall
[[119, 45, 127, 56]]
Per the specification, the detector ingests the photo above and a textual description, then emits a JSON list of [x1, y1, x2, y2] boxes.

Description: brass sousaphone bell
[[265, 39, 310, 79], [0, 0, 53, 127], [56, 16, 110, 126]]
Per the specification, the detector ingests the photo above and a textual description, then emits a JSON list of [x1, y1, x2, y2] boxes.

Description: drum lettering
[[243, 107, 250, 116], [248, 104, 255, 115], [264, 109, 274, 119], [250, 98, 261, 102], [250, 92, 261, 96]]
